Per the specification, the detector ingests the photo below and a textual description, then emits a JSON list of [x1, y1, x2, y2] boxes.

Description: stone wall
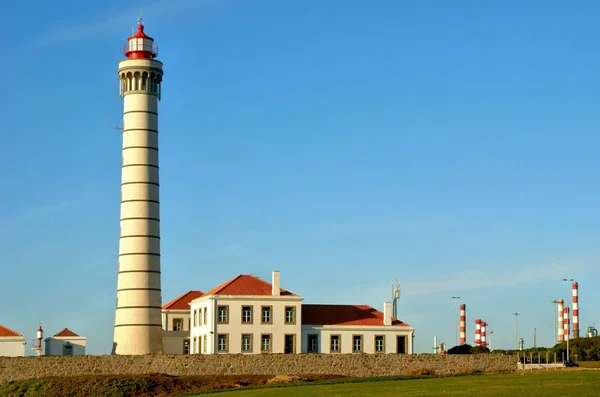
[[0, 354, 518, 384]]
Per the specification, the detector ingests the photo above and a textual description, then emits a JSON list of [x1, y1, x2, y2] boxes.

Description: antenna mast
[[392, 279, 401, 318]]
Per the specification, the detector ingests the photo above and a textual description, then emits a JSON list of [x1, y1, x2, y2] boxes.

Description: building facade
[[44, 328, 86, 356], [161, 290, 204, 354], [160, 271, 415, 355], [0, 325, 26, 357], [301, 303, 414, 354], [189, 271, 303, 354]]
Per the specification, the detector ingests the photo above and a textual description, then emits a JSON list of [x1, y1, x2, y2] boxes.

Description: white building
[[44, 328, 86, 356], [0, 324, 26, 357], [302, 303, 414, 354], [161, 290, 204, 354], [183, 271, 414, 355], [189, 271, 303, 354]]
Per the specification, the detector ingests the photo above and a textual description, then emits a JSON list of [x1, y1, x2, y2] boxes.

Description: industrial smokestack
[[474, 319, 482, 346], [481, 321, 487, 348], [459, 304, 466, 345], [572, 282, 579, 338], [563, 307, 570, 340], [558, 299, 564, 342], [272, 270, 281, 296]]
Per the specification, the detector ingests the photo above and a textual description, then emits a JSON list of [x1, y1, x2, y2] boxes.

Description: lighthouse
[[113, 18, 164, 355]]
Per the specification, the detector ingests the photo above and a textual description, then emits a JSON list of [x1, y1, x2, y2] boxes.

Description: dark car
[[564, 359, 579, 367]]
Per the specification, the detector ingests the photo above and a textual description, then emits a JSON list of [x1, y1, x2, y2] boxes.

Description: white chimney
[[272, 270, 281, 296], [383, 302, 392, 326]]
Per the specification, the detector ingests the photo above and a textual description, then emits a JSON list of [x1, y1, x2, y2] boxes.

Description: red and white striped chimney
[[474, 318, 482, 346], [460, 304, 466, 345], [481, 321, 487, 348], [563, 307, 570, 340], [558, 299, 564, 342], [572, 282, 579, 338]]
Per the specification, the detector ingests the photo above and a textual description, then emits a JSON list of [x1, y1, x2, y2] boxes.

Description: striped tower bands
[[572, 282, 579, 338], [459, 304, 466, 345], [113, 20, 164, 355], [481, 321, 487, 348], [557, 299, 564, 342], [563, 307, 570, 340], [474, 318, 481, 346]]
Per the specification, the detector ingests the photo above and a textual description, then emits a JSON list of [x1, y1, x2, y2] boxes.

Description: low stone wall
[[0, 354, 518, 384]]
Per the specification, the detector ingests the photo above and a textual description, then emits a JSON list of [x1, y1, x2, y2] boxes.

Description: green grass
[[188, 371, 600, 397], [579, 361, 600, 368]]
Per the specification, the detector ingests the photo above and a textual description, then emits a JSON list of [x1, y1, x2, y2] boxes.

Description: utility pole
[[551, 300, 558, 346], [512, 312, 520, 350], [563, 278, 573, 361]]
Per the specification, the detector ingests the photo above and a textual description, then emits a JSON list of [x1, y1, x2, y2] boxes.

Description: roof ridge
[[0, 324, 22, 337]]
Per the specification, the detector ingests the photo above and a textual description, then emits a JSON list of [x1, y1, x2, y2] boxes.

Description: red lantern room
[[124, 18, 158, 59]]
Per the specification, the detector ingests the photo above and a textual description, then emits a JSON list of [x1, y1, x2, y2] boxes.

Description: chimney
[[272, 270, 280, 296], [383, 302, 392, 326]]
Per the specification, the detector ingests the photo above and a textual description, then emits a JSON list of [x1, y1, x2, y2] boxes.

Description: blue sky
[[1, 0, 599, 355]]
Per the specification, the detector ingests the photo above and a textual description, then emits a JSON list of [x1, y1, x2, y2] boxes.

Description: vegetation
[[446, 344, 490, 355], [491, 336, 600, 362], [191, 371, 600, 397]]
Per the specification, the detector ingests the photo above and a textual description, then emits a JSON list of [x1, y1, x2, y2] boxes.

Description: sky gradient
[[1, 0, 599, 354]]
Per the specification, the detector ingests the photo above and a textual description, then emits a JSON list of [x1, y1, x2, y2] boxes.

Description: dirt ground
[[0, 373, 348, 397]]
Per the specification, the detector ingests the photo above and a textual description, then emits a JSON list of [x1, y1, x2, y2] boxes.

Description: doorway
[[284, 334, 295, 354], [397, 336, 406, 354]]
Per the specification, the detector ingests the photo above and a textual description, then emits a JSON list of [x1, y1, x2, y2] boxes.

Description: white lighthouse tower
[[113, 18, 164, 355]]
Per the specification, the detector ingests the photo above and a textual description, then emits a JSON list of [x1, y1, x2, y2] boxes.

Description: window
[[218, 305, 229, 324], [183, 339, 190, 355], [261, 334, 272, 352], [261, 306, 272, 324], [217, 334, 228, 352], [330, 335, 340, 353], [193, 310, 197, 327], [63, 343, 73, 356], [203, 335, 207, 354], [197, 309, 202, 326], [307, 334, 318, 353], [173, 318, 183, 331], [375, 335, 385, 353], [193, 337, 198, 354], [242, 334, 253, 352], [353, 335, 363, 353], [242, 306, 253, 324], [203, 307, 207, 324], [285, 306, 296, 324]]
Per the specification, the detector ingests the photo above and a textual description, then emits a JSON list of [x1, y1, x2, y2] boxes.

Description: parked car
[[564, 359, 579, 367]]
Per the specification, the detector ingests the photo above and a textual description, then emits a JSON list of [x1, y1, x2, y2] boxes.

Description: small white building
[[302, 303, 414, 354], [0, 324, 26, 357], [189, 271, 304, 354], [161, 290, 204, 354], [44, 328, 86, 356]]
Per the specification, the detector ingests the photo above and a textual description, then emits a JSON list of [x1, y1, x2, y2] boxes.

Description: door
[[397, 336, 406, 354], [284, 334, 295, 354], [308, 334, 318, 353]]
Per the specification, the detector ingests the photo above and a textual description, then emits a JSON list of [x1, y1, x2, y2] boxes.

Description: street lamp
[[488, 329, 494, 351], [452, 296, 460, 346], [512, 312, 520, 350], [551, 300, 558, 346]]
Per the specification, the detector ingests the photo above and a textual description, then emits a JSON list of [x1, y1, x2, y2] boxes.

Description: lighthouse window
[[141, 73, 148, 90]]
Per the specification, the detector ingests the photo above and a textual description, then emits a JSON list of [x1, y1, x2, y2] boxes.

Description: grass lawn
[[190, 370, 600, 397]]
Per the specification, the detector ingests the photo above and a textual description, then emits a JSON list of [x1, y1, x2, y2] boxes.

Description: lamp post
[[488, 329, 494, 351], [512, 312, 520, 350], [563, 278, 573, 361], [452, 296, 460, 347], [551, 300, 558, 346]]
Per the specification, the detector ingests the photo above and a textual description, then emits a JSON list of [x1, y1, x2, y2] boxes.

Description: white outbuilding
[[0, 324, 26, 357]]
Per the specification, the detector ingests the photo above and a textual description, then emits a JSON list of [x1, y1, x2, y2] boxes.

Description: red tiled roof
[[302, 304, 411, 327], [203, 274, 296, 297], [0, 324, 21, 337], [162, 290, 204, 310], [54, 328, 79, 337]]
